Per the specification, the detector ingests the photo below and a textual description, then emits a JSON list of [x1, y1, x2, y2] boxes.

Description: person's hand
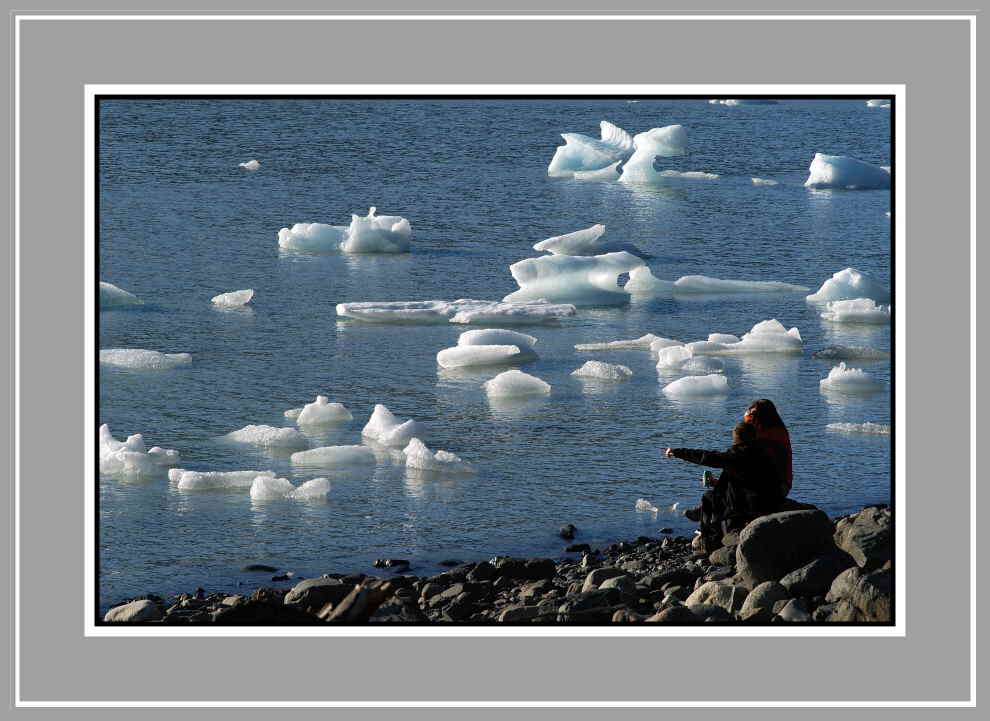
[[664, 448, 675, 458]]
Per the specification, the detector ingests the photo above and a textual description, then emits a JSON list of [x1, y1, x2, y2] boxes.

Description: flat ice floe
[[278, 207, 411, 253], [285, 395, 353, 425], [806, 268, 890, 303], [437, 344, 535, 369], [804, 153, 891, 190], [224, 424, 309, 450], [623, 267, 807, 296], [336, 299, 576, 325], [575, 333, 668, 351], [289, 445, 376, 467], [656, 170, 719, 180], [820, 298, 891, 324], [826, 422, 890, 435], [866, 99, 891, 108], [655, 344, 693, 370], [686, 319, 803, 355], [503, 251, 646, 306], [751, 177, 779, 185], [171, 469, 275, 491], [100, 424, 179, 478], [456, 328, 537, 350], [533, 224, 641, 256], [211, 289, 254, 307], [361, 404, 424, 447], [250, 475, 331, 501], [709, 99, 778, 105], [403, 438, 476, 475], [483, 369, 551, 398], [239, 159, 261, 170], [662, 374, 729, 397], [100, 349, 192, 369], [819, 363, 884, 393], [547, 121, 635, 178], [618, 126, 690, 185], [571, 361, 633, 381], [100, 281, 142, 307], [812, 345, 890, 361]]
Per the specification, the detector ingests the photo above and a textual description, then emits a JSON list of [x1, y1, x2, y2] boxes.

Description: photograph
[[96, 94, 894, 627]]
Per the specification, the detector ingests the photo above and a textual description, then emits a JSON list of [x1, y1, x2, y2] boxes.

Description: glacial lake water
[[98, 97, 892, 612]]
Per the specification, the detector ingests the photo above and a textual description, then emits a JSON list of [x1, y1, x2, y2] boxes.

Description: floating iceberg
[[618, 126, 689, 185], [483, 369, 551, 398], [571, 360, 633, 381], [819, 363, 884, 393], [812, 345, 890, 361], [662, 374, 729, 397], [224, 425, 309, 450], [547, 121, 635, 178], [290, 445, 376, 467], [457, 328, 537, 350], [707, 333, 741, 344], [672, 276, 808, 294], [361, 404, 424, 447], [285, 395, 353, 426], [278, 207, 411, 254], [100, 281, 142, 308], [239, 159, 261, 170], [751, 177, 779, 186], [100, 349, 192, 369], [250, 475, 332, 501], [804, 153, 890, 190], [576, 333, 668, 351], [821, 298, 891, 324], [533, 223, 642, 257], [649, 337, 685, 353], [806, 268, 890, 303], [572, 161, 622, 182], [503, 251, 645, 307], [866, 99, 891, 108], [655, 344, 694, 370], [657, 170, 719, 180], [336, 298, 576, 325], [172, 469, 275, 491], [710, 99, 779, 106], [100, 424, 179, 478], [683, 357, 724, 373], [437, 344, 535, 369], [686, 319, 803, 355], [635, 498, 659, 513], [288, 477, 332, 500], [403, 437, 476, 475], [211, 289, 254, 307]]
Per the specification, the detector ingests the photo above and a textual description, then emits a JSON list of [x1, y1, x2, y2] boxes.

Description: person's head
[[744, 399, 785, 429], [733, 421, 758, 445]]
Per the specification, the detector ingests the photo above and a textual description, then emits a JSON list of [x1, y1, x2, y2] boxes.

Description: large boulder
[[779, 552, 855, 598], [739, 581, 791, 616], [735, 510, 837, 588], [581, 567, 626, 593], [685, 581, 749, 616], [825, 566, 892, 622], [283, 578, 355, 610], [834, 506, 892, 570], [557, 588, 622, 623], [104, 599, 162, 623]]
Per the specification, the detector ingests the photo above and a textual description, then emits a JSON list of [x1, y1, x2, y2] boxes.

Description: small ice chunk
[[100, 349, 192, 369], [804, 153, 890, 189], [147, 447, 180, 466], [361, 404, 425, 447], [819, 362, 884, 393], [649, 337, 684, 353], [100, 281, 142, 307], [619, 125, 690, 184], [657, 170, 720, 180], [290, 445, 377, 467], [571, 361, 633, 381], [293, 395, 353, 425], [250, 475, 297, 500], [635, 498, 659, 513], [403, 437, 476, 475], [483, 369, 551, 398], [806, 268, 890, 303], [99, 424, 178, 478], [287, 477, 331, 500], [278, 207, 411, 254], [336, 299, 576, 325], [437, 345, 533, 369], [662, 374, 729, 397], [821, 298, 891, 324], [239, 159, 261, 170], [707, 333, 741, 344], [572, 161, 622, 182], [673, 276, 808, 294], [225, 425, 309, 450], [277, 222, 346, 253], [457, 328, 537, 350], [751, 177, 778, 185], [812, 345, 890, 361], [547, 121, 635, 178], [533, 224, 638, 256], [866, 99, 891, 108], [655, 345, 694, 370], [211, 289, 254, 307], [503, 251, 646, 307], [175, 469, 275, 491], [826, 422, 891, 435], [687, 319, 803, 355], [711, 99, 778, 106], [576, 334, 666, 351]]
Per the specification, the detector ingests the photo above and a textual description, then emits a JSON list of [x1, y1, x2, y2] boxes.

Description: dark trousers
[[699, 475, 781, 544]]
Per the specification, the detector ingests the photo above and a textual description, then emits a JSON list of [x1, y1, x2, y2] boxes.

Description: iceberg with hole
[[284, 395, 353, 425], [171, 468, 275, 491], [662, 374, 729, 397], [618, 126, 689, 184], [686, 319, 803, 355], [804, 153, 890, 190], [812, 345, 890, 361], [278, 207, 411, 253], [806, 268, 890, 303], [547, 121, 635, 178], [819, 362, 883, 393], [821, 298, 891, 324], [533, 224, 642, 257], [100, 281, 142, 308], [827, 422, 890, 435], [336, 298, 576, 325], [224, 425, 309, 450], [100, 349, 192, 369], [403, 438, 476, 475], [576, 334, 669, 351], [100, 424, 179, 478], [571, 361, 633, 381], [290, 445, 376, 467], [239, 159, 260, 170], [503, 251, 645, 307], [211, 289, 254, 307], [483, 369, 551, 398], [361, 404, 424, 448]]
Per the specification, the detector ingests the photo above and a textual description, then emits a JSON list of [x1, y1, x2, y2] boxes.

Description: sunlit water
[[99, 98, 891, 612]]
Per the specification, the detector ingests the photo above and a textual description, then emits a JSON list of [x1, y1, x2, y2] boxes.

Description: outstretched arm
[[666, 447, 739, 469]]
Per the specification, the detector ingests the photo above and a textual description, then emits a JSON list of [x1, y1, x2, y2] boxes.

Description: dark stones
[[213, 600, 321, 625], [373, 559, 410, 569], [779, 553, 855, 599], [834, 506, 892, 570], [498, 604, 542, 623], [559, 523, 577, 540], [241, 564, 278, 573], [493, 557, 556, 582], [646, 606, 700, 624], [467, 561, 496, 583], [566, 543, 591, 553], [283, 578, 355, 610], [557, 588, 622, 623], [658, 528, 673, 535], [735, 510, 838, 588]]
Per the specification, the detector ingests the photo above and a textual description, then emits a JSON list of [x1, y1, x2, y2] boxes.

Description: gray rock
[[780, 554, 855, 598], [581, 567, 626, 593], [518, 579, 554, 602], [467, 561, 496, 583], [646, 606, 700, 624], [612, 609, 644, 623], [221, 595, 246, 607], [598, 575, 637, 596], [283, 578, 354, 610], [494, 557, 556, 581], [442, 596, 475, 621], [498, 604, 541, 623], [690, 604, 734, 623], [739, 581, 791, 616], [825, 567, 892, 622], [834, 506, 892, 570], [708, 545, 737, 567], [735, 510, 837, 588], [685, 581, 749, 615], [776, 598, 813, 623], [104, 599, 162, 623], [419, 582, 443, 601], [739, 607, 775, 624], [557, 588, 622, 623]]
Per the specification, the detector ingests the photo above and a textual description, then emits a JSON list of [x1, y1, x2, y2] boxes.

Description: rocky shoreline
[[103, 502, 892, 625]]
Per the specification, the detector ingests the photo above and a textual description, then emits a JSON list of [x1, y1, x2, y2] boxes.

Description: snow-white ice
[[819, 363, 883, 393], [289, 445, 377, 467], [751, 177, 778, 185], [671, 276, 808, 294], [635, 498, 659, 513], [655, 344, 694, 369], [211, 289, 254, 307], [662, 374, 729, 397], [224, 424, 309, 450], [288, 477, 332, 500], [278, 207, 411, 253], [576, 333, 667, 351], [533, 224, 641, 257], [100, 281, 142, 307], [820, 298, 891, 324], [336, 299, 576, 325], [572, 161, 622, 182], [172, 469, 275, 491], [649, 337, 685, 353], [403, 437, 476, 475], [866, 99, 891, 108], [571, 360, 633, 381], [686, 319, 803, 355], [239, 159, 261, 170], [826, 422, 890, 435], [618, 126, 689, 185], [812, 345, 890, 361], [483, 369, 551, 398], [285, 395, 353, 425], [437, 344, 535, 369], [457, 328, 537, 350], [249, 475, 296, 500], [100, 349, 192, 369], [707, 333, 741, 344], [804, 153, 891, 190], [657, 170, 719, 180], [806, 268, 890, 303], [99, 424, 179, 478], [361, 404, 424, 447], [503, 251, 646, 306], [710, 99, 778, 106], [547, 121, 635, 178]]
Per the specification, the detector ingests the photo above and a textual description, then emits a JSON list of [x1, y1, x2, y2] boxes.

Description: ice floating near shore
[[636, 498, 680, 514], [547, 121, 635, 178], [100, 282, 142, 307], [751, 177, 779, 186], [285, 395, 353, 426], [278, 207, 411, 254], [806, 268, 890, 303], [239, 159, 260, 170], [576, 333, 667, 351], [171, 469, 275, 491], [362, 404, 424, 448], [290, 445, 376, 467], [483, 369, 551, 398], [827, 422, 891, 435], [100, 424, 179, 478], [225, 425, 309, 450], [250, 475, 331, 501], [687, 319, 803, 356], [812, 345, 890, 361], [804, 153, 891, 190], [649, 337, 685, 353], [618, 125, 689, 185], [866, 99, 891, 109], [572, 161, 622, 182], [437, 345, 535, 369], [662, 374, 729, 397], [457, 328, 537, 350], [655, 345, 693, 370], [819, 363, 883, 393], [403, 438, 476, 475], [571, 361, 633, 381], [657, 170, 720, 180], [336, 299, 576, 325], [710, 99, 778, 106], [821, 298, 891, 324], [623, 267, 807, 296], [100, 349, 192, 369], [504, 251, 645, 306], [533, 224, 642, 257], [211, 289, 254, 307]]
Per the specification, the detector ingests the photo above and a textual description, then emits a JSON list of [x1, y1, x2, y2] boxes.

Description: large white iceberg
[[483, 369, 551, 398], [100, 424, 179, 478], [211, 289, 254, 307], [224, 424, 309, 450], [819, 362, 884, 393], [361, 404, 424, 448], [171, 468, 275, 491], [571, 360, 632, 381], [100, 281, 142, 308], [278, 207, 411, 253], [403, 437, 476, 475], [503, 251, 645, 307], [290, 445, 377, 467], [804, 153, 891, 190], [336, 298, 576, 325], [649, 337, 686, 353], [686, 319, 803, 355], [618, 126, 690, 185], [821, 298, 891, 324], [532, 224, 641, 257], [806, 268, 890, 304], [437, 344, 534, 369], [576, 333, 668, 351], [100, 349, 192, 370], [826, 422, 890, 435], [662, 374, 729, 397], [547, 121, 635, 178]]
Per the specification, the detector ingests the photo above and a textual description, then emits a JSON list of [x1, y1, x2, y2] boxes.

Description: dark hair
[[733, 421, 758, 445], [746, 399, 786, 429]]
